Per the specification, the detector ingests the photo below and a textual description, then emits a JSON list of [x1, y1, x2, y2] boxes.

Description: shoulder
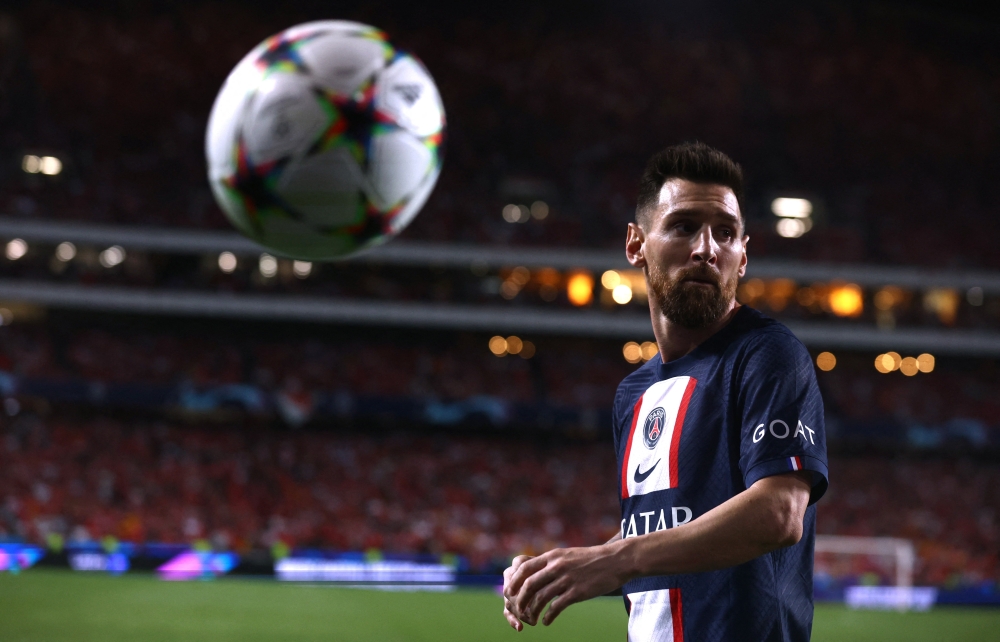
[[613, 358, 657, 416], [727, 308, 811, 366]]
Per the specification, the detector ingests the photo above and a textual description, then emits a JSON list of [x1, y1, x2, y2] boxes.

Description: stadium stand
[[2, 2, 1000, 267], [0, 322, 998, 444], [1, 413, 997, 586], [0, 0, 997, 605]]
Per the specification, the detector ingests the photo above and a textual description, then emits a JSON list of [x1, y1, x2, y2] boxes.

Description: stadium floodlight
[[55, 242, 76, 262], [293, 261, 312, 278], [776, 218, 809, 238], [218, 252, 237, 273], [39, 156, 63, 176], [5, 239, 28, 260], [99, 246, 125, 268], [22, 155, 41, 174], [259, 254, 278, 278], [771, 197, 813, 219], [502, 204, 528, 223], [612, 284, 633, 304]]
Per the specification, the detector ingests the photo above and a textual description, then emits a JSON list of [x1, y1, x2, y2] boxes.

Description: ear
[[738, 235, 749, 278], [626, 223, 646, 268]]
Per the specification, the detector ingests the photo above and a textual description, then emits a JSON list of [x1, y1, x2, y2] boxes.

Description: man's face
[[628, 179, 748, 329]]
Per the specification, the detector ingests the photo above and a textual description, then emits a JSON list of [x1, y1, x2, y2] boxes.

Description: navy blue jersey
[[613, 306, 829, 642]]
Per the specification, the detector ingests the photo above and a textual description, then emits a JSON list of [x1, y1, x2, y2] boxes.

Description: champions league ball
[[205, 21, 445, 260]]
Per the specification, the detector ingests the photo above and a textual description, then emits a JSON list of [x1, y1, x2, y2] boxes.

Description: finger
[[503, 555, 529, 590], [505, 597, 522, 621], [542, 592, 576, 626], [511, 554, 532, 569], [514, 565, 559, 620], [525, 578, 569, 626], [504, 605, 523, 631], [506, 555, 549, 598]]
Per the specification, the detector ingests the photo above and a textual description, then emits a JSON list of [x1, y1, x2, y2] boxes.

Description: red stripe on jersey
[[620, 394, 644, 499], [668, 378, 698, 488], [670, 587, 684, 642]]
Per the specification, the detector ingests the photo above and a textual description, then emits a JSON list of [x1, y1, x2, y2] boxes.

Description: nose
[[690, 226, 718, 265]]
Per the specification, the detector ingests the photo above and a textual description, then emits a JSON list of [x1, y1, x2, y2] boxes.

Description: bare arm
[[505, 472, 812, 627], [616, 471, 811, 576]]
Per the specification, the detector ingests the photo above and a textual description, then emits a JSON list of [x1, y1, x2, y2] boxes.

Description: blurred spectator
[[1, 412, 996, 584]]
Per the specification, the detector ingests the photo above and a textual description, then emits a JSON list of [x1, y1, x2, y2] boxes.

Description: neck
[[650, 300, 741, 363]]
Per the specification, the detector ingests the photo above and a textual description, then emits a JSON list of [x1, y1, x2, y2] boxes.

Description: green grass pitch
[[1, 570, 998, 641]]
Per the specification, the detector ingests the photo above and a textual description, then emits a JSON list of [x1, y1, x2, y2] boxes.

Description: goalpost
[[814, 535, 915, 588], [814, 535, 936, 611]]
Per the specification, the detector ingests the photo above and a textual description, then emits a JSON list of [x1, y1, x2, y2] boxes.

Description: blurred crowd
[[1, 2, 999, 267], [818, 456, 999, 588], [0, 324, 626, 412], [1, 323, 999, 447], [1, 415, 622, 572], [1, 413, 996, 585]]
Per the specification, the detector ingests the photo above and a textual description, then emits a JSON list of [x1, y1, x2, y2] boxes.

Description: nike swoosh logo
[[634, 459, 660, 483]]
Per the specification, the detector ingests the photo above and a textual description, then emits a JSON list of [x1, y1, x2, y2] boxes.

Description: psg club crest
[[643, 407, 666, 449]]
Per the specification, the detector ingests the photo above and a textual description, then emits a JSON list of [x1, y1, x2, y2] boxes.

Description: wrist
[[608, 535, 643, 584]]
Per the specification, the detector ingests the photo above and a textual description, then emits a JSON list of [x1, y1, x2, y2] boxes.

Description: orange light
[[900, 357, 919, 376], [829, 284, 864, 317], [488, 336, 507, 356], [816, 352, 836, 371], [917, 353, 935, 373], [623, 342, 642, 364], [567, 272, 594, 306]]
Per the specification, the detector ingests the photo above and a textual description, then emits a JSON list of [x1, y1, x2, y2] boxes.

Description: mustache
[[675, 266, 723, 288]]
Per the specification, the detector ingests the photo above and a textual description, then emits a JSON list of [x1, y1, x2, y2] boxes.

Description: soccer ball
[[205, 20, 445, 260]]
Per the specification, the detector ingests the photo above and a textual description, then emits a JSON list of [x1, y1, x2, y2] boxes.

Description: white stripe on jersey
[[624, 376, 693, 498], [627, 588, 680, 642]]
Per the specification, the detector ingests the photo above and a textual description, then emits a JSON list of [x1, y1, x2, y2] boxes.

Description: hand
[[503, 544, 627, 627], [503, 555, 533, 631]]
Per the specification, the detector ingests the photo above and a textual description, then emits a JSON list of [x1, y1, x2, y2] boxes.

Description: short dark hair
[[635, 142, 745, 229]]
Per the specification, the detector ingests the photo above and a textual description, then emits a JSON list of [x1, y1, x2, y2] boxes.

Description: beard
[[647, 262, 739, 329]]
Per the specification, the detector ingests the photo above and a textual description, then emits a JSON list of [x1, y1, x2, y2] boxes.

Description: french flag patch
[[788, 456, 803, 471]]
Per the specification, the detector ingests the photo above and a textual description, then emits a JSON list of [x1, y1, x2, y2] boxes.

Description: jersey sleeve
[[736, 330, 829, 505]]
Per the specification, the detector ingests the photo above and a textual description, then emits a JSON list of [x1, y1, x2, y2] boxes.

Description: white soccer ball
[[205, 20, 445, 260]]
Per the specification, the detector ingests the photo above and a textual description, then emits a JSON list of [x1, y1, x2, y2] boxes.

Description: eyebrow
[[663, 207, 741, 224]]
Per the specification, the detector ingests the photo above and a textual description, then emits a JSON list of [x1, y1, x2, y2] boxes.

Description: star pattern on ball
[[223, 139, 300, 233], [255, 30, 326, 75], [311, 77, 398, 172]]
